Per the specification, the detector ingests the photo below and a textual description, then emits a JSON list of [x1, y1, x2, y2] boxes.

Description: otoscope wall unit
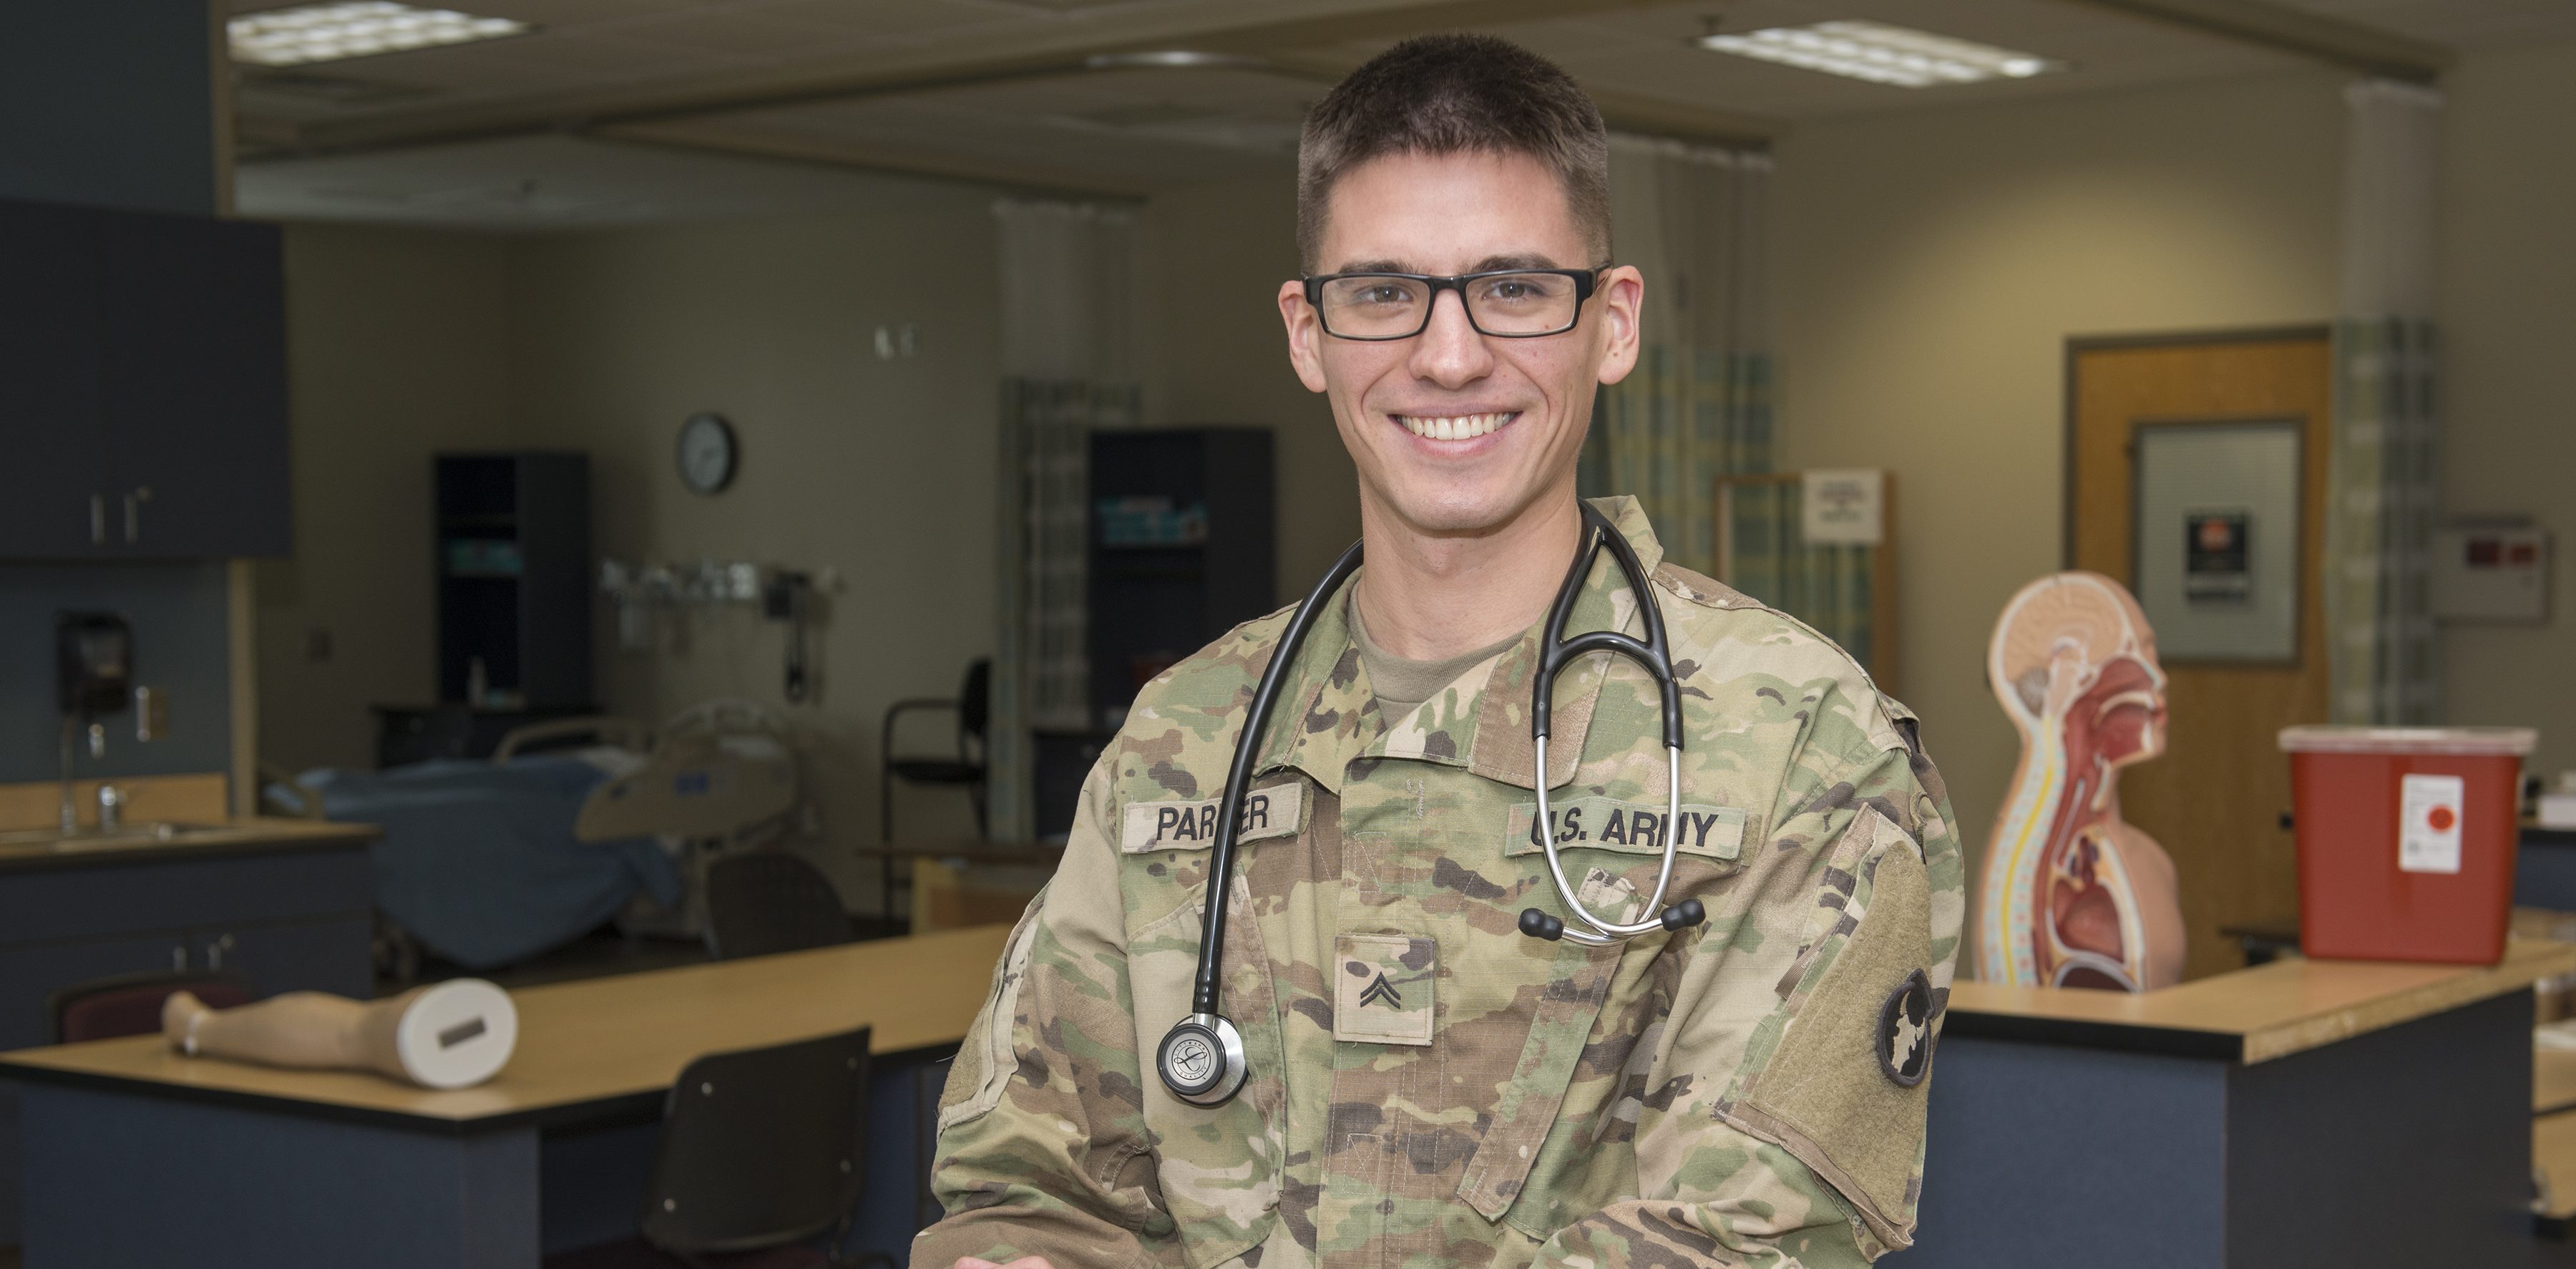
[[599, 558, 837, 704]]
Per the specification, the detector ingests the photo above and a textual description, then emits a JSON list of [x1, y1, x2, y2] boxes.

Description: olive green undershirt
[[1349, 603, 1522, 721]]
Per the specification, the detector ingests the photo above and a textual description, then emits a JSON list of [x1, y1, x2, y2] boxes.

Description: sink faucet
[[97, 783, 125, 834], [57, 715, 107, 835]]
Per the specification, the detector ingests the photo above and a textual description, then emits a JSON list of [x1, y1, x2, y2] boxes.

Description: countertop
[[0, 923, 1013, 1133], [0, 816, 379, 875], [1947, 938, 2576, 1063]]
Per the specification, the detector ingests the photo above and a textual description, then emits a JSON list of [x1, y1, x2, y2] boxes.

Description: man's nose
[[1405, 288, 1493, 388]]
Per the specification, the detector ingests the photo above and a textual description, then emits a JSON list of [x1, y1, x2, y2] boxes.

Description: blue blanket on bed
[[275, 757, 683, 970]]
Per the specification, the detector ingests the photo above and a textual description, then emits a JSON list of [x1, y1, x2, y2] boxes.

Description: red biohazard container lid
[[2276, 725, 2537, 757]]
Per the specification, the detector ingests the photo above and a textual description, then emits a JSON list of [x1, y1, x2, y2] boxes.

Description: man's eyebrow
[[1323, 253, 1568, 276]]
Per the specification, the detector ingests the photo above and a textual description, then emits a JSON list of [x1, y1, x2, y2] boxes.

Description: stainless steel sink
[[0, 822, 231, 850]]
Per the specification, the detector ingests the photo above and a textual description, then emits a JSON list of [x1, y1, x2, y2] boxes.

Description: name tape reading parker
[[1121, 784, 1309, 853]]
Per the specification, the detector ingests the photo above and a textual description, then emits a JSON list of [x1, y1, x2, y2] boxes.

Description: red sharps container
[[2280, 725, 2537, 964]]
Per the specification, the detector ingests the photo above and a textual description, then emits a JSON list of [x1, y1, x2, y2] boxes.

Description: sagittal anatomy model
[[1977, 572, 2185, 991]]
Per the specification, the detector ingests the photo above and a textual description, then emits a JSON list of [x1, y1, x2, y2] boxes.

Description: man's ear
[[1279, 280, 1330, 393], [1593, 265, 1645, 387]]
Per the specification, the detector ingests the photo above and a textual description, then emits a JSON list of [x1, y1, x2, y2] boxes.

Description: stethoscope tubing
[[1177, 504, 1691, 1076], [1531, 739, 1684, 945], [1526, 504, 1688, 945], [1190, 538, 1367, 1017]]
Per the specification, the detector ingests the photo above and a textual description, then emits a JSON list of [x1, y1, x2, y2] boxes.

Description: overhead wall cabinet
[[0, 197, 291, 559]]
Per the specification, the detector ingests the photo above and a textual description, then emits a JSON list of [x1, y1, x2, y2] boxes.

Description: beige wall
[[1137, 172, 1360, 603], [504, 200, 1004, 909], [2439, 42, 2576, 783], [263, 44, 2576, 912], [1773, 69, 2349, 847], [259, 224, 517, 773]]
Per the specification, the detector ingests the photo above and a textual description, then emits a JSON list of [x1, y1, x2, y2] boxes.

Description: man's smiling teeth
[[1398, 412, 1515, 440]]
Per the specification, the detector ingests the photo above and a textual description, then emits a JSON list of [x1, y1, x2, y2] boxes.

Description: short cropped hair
[[1296, 34, 1611, 273]]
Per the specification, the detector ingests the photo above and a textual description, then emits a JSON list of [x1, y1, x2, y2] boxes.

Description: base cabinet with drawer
[[0, 836, 376, 1247]]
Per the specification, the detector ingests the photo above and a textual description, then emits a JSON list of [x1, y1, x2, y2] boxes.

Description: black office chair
[[703, 852, 856, 962], [547, 1027, 892, 1269], [877, 658, 990, 923]]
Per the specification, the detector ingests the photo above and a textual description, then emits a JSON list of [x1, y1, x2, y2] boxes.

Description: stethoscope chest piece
[[1157, 1012, 1247, 1107]]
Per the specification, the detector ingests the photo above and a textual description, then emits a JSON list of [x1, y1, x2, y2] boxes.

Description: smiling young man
[[917, 34, 1963, 1269]]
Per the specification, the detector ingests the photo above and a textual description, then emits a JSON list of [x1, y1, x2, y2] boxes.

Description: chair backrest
[[958, 658, 991, 750], [52, 971, 256, 1045], [703, 852, 855, 961], [640, 1026, 872, 1257]]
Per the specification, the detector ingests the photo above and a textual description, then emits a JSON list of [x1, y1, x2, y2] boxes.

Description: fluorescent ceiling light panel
[[229, 3, 531, 67], [1696, 21, 2066, 88]]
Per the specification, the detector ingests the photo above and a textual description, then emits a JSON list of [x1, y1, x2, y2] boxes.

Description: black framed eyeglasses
[[1302, 267, 1605, 341]]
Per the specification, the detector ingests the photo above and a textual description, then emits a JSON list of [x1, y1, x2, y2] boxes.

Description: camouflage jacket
[[917, 497, 1964, 1269]]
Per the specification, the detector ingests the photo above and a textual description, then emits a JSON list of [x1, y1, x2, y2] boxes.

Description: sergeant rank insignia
[[1877, 968, 1933, 1087], [1357, 973, 1402, 1009]]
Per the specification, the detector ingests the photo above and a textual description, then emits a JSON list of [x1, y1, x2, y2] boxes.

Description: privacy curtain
[[1722, 478, 1877, 679], [989, 200, 1138, 842], [1579, 136, 1775, 574], [2328, 81, 2443, 725]]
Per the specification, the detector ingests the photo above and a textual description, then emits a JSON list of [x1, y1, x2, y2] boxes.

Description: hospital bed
[[263, 699, 804, 974]]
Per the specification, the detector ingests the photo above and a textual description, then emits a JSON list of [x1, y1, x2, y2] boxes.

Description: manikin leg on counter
[[160, 978, 519, 1089]]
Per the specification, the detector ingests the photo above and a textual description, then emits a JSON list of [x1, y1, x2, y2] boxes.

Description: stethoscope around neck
[[1155, 503, 1705, 1108]]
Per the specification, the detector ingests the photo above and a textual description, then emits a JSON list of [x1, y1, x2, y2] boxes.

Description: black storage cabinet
[[434, 452, 591, 709], [1083, 427, 1275, 726]]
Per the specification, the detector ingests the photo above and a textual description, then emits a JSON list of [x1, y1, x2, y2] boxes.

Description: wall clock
[[677, 412, 737, 495]]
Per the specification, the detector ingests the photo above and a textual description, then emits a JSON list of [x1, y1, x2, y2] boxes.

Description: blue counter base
[[14, 1049, 945, 1268], [1902, 991, 2534, 1267], [21, 1085, 540, 1268]]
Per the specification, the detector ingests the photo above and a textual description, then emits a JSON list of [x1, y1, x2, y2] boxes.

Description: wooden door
[[2067, 330, 2331, 981]]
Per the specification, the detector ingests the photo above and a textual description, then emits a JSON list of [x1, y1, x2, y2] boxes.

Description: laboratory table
[[0, 923, 1011, 1269], [1899, 939, 2576, 1268]]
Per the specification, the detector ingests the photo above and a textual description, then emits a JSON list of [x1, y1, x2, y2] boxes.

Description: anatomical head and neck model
[[1977, 572, 2186, 991]]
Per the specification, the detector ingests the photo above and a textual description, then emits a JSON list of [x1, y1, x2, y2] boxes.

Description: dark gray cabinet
[[0, 196, 291, 559], [0, 837, 374, 1245], [99, 210, 293, 558], [0, 200, 107, 557]]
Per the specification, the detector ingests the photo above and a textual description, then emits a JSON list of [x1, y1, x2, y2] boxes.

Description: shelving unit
[[1030, 428, 1275, 839], [1083, 428, 1274, 728], [433, 453, 591, 709]]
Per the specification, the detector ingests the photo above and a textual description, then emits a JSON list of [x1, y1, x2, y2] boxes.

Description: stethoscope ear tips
[[1518, 908, 1566, 940], [1659, 900, 1707, 931]]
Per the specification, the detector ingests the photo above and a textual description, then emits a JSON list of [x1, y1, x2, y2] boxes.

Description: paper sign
[[2399, 773, 2465, 875], [1801, 470, 1885, 546]]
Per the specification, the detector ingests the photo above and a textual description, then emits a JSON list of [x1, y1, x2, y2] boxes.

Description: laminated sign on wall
[[1800, 469, 1885, 546]]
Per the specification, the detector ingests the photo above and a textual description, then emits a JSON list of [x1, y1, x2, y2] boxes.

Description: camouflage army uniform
[[917, 497, 1964, 1269]]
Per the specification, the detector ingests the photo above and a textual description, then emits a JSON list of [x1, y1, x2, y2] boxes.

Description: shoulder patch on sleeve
[[1722, 806, 1936, 1253]]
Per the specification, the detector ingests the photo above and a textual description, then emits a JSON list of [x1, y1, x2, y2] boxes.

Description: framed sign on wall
[[2129, 418, 2303, 664]]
